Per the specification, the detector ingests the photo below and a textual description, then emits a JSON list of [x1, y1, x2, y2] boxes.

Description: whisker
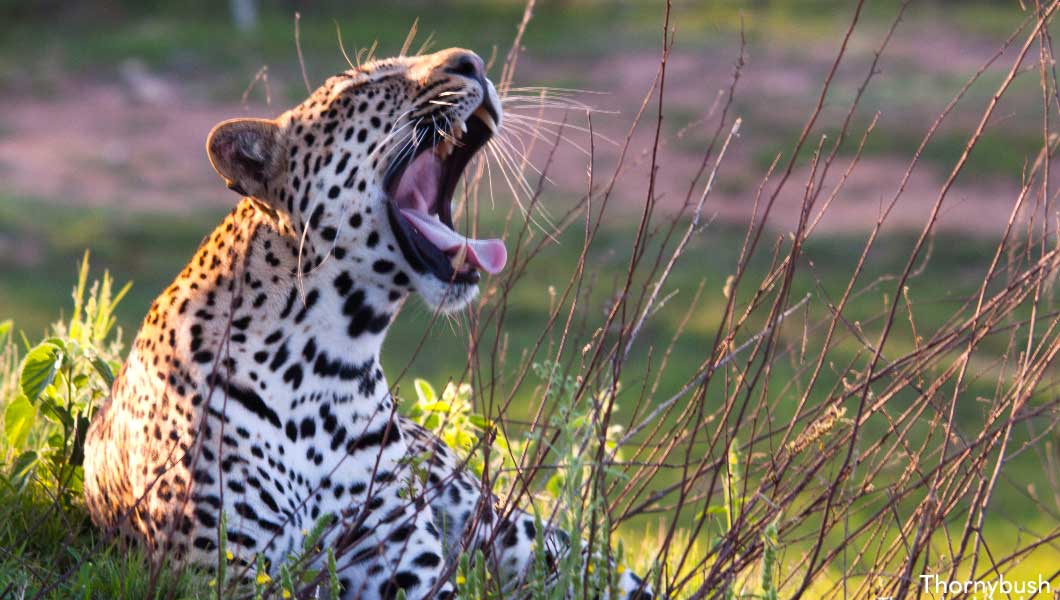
[[501, 118, 583, 145], [370, 116, 418, 160], [443, 310, 458, 336], [334, 20, 355, 70], [399, 17, 418, 57], [484, 144, 526, 207], [499, 87, 614, 114], [500, 95, 595, 107], [433, 113, 462, 148], [494, 129, 533, 167], [382, 122, 426, 183], [415, 32, 436, 57], [489, 138, 557, 229], [295, 206, 316, 303], [431, 114, 439, 155], [494, 99, 550, 205], [504, 114, 616, 144], [500, 120, 591, 157], [481, 153, 497, 211], [494, 133, 554, 185], [488, 139, 535, 198], [377, 124, 417, 166], [485, 143, 555, 236], [500, 101, 609, 113], [503, 85, 609, 95], [502, 103, 618, 118], [357, 40, 379, 66]]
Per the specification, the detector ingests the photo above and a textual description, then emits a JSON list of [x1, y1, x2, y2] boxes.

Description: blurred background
[[1, 1, 1049, 424], [0, 0, 1039, 338], [2, 0, 1048, 468], [2, 0, 1059, 585]]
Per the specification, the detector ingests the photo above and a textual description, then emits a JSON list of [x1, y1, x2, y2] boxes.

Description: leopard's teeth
[[435, 138, 455, 158], [456, 120, 468, 137], [472, 106, 497, 134]]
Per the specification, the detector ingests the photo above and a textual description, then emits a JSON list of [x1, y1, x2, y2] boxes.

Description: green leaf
[[73, 373, 90, 389], [423, 414, 440, 431], [327, 548, 341, 600], [414, 378, 436, 404], [40, 397, 74, 430], [8, 450, 38, 488], [423, 401, 451, 414], [4, 395, 36, 448], [0, 319, 12, 341], [19, 341, 65, 403], [546, 473, 565, 498], [698, 505, 729, 521], [41, 337, 68, 351], [494, 432, 510, 451], [468, 414, 493, 430], [47, 432, 65, 449], [90, 355, 116, 387]]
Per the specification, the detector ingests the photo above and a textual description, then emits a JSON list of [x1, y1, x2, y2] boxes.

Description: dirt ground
[[0, 25, 1037, 238]]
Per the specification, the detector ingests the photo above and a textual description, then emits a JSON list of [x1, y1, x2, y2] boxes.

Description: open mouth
[[384, 100, 506, 286]]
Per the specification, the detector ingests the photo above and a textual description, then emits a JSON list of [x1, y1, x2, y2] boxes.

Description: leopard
[[83, 48, 653, 599]]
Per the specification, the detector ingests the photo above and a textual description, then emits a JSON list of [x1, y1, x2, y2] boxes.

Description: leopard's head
[[206, 48, 505, 313]]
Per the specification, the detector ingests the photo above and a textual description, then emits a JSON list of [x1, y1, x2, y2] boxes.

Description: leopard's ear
[[206, 118, 284, 199]]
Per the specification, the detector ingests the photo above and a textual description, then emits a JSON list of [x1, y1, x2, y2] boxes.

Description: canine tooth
[[436, 139, 453, 157], [473, 106, 498, 134]]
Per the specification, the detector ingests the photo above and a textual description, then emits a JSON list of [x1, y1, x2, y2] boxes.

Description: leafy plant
[[403, 377, 523, 493], [401, 370, 640, 598], [4, 252, 127, 505], [0, 257, 216, 599]]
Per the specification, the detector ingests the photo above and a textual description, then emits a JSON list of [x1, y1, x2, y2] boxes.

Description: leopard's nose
[[441, 50, 485, 80]]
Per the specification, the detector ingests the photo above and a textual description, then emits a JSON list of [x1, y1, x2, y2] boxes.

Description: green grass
[[0, 485, 212, 599]]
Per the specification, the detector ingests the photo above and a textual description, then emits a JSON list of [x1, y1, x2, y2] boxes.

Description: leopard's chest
[[180, 389, 413, 561], [114, 319, 407, 564]]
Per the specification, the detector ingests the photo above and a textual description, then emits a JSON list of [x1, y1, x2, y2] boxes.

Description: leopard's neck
[[127, 198, 405, 420]]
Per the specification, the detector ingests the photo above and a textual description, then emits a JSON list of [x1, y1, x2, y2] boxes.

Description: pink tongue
[[400, 209, 507, 275]]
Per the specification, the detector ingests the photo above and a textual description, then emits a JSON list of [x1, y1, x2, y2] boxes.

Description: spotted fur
[[83, 48, 651, 599]]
